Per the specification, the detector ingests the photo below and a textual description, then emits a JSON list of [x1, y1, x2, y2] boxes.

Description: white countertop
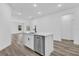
[[24, 32, 53, 36], [15, 31, 53, 36], [35, 32, 53, 36]]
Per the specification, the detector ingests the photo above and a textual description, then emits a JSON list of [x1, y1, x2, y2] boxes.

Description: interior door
[[61, 14, 73, 40]]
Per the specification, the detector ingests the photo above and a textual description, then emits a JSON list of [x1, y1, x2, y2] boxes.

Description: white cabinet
[[45, 35, 53, 56], [34, 35, 45, 55], [24, 33, 34, 50], [34, 34, 53, 56], [24, 32, 53, 56]]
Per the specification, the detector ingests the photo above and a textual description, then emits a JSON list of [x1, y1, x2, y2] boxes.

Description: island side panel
[[45, 35, 53, 56]]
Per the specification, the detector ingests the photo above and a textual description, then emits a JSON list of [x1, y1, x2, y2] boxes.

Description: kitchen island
[[23, 32, 53, 56]]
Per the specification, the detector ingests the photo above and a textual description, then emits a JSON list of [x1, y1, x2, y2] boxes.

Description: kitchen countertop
[[35, 32, 53, 36], [15, 32, 53, 36], [24, 32, 53, 36]]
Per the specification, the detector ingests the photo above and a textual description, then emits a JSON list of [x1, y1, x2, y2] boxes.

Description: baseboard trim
[[61, 38, 74, 42], [0, 42, 11, 51]]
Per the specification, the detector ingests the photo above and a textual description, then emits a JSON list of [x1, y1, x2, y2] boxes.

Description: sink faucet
[[34, 25, 37, 33]]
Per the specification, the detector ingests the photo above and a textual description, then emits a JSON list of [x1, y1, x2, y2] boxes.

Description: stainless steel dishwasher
[[34, 35, 45, 55]]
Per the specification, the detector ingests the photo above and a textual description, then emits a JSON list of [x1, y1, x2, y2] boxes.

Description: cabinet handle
[[28, 38, 30, 40]]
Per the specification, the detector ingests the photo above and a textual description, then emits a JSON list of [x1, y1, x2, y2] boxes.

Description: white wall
[[31, 8, 74, 41], [9, 18, 32, 34], [73, 7, 79, 44], [10, 21, 24, 34], [0, 3, 32, 51], [0, 4, 11, 50], [32, 14, 62, 41]]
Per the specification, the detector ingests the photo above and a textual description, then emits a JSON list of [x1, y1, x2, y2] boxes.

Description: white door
[[61, 14, 73, 40]]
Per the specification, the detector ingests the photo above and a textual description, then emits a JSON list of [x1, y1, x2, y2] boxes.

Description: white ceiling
[[8, 3, 79, 20]]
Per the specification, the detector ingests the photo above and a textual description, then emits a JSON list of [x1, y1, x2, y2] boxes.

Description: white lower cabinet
[[34, 35, 53, 56], [34, 35, 45, 55], [24, 33, 53, 56], [24, 33, 34, 50]]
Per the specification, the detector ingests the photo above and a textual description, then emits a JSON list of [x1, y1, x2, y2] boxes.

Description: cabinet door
[[24, 34, 34, 50], [24, 34, 30, 48], [38, 36, 45, 55], [28, 35, 34, 50], [34, 35, 45, 55], [34, 35, 39, 52]]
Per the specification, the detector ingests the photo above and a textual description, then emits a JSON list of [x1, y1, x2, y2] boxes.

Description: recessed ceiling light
[[18, 12, 22, 15], [33, 4, 37, 7], [57, 4, 62, 7], [28, 16, 32, 19], [37, 11, 42, 15]]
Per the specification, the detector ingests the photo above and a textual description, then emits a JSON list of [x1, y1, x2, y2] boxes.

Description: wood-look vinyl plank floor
[[0, 44, 39, 56], [0, 34, 79, 56], [51, 40, 79, 56], [0, 34, 39, 56]]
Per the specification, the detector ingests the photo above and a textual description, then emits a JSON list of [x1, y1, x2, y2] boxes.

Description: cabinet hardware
[[28, 38, 30, 40]]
